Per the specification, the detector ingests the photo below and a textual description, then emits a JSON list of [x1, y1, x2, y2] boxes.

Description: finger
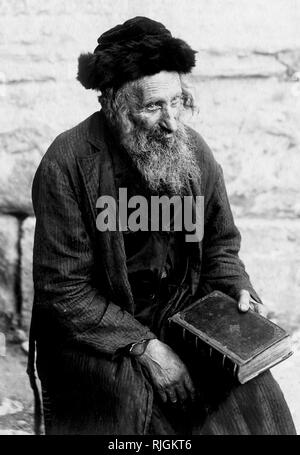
[[157, 388, 168, 403], [183, 375, 196, 400], [166, 388, 178, 404], [238, 289, 250, 312], [174, 383, 188, 403]]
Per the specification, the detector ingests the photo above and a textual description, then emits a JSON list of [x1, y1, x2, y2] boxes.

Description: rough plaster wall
[[0, 0, 299, 333]]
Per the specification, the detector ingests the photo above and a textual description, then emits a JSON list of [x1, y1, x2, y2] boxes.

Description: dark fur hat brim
[[77, 35, 197, 91]]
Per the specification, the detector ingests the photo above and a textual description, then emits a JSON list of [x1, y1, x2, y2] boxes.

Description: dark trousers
[[148, 370, 296, 435], [41, 369, 296, 435]]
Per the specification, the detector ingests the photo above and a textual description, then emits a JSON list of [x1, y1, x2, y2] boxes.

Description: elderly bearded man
[[27, 17, 296, 435]]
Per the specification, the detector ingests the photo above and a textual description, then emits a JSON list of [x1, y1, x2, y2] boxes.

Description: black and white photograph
[[0, 0, 299, 439]]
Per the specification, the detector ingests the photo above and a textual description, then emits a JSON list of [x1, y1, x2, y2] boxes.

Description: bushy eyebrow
[[143, 92, 182, 105]]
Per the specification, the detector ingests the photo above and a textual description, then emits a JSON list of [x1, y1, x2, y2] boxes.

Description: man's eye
[[146, 103, 160, 111], [171, 97, 182, 107]]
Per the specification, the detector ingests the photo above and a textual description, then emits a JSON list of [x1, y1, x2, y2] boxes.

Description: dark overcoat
[[28, 111, 295, 435]]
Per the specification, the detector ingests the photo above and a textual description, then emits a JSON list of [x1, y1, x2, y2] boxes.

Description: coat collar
[[76, 111, 113, 221], [86, 110, 109, 151]]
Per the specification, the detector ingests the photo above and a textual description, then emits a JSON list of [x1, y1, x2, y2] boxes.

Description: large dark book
[[168, 290, 293, 384]]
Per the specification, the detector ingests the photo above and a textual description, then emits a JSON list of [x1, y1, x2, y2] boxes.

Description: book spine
[[170, 322, 239, 380]]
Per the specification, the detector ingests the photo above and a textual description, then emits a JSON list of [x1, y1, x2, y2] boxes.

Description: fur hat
[[77, 16, 197, 91]]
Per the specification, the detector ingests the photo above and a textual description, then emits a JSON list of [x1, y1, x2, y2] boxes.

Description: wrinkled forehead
[[135, 71, 182, 103]]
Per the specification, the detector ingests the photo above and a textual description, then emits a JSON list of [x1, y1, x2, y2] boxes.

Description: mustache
[[146, 124, 183, 142], [146, 125, 173, 141]]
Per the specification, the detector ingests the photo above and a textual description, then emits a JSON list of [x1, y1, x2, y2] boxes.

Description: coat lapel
[[189, 177, 204, 294], [182, 135, 205, 297], [76, 112, 134, 314]]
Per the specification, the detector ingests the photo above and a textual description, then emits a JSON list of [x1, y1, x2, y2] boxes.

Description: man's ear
[[118, 108, 134, 135]]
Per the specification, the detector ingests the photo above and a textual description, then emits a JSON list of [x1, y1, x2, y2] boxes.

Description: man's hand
[[137, 339, 196, 405], [238, 289, 268, 317]]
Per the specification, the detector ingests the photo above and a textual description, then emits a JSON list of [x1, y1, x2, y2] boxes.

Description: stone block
[[1, 1, 299, 59], [0, 128, 47, 215], [193, 51, 286, 79], [1, 76, 299, 220], [0, 0, 128, 17], [0, 215, 19, 326], [0, 81, 98, 134], [237, 218, 300, 333], [1, 77, 299, 221], [189, 78, 300, 218]]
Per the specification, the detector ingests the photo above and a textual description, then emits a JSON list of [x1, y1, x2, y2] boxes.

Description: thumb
[[238, 289, 250, 312]]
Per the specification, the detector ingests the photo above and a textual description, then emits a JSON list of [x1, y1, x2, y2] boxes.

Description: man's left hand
[[238, 289, 268, 317]]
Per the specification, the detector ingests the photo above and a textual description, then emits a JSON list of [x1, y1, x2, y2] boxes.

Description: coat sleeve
[[32, 157, 156, 356], [200, 162, 262, 303]]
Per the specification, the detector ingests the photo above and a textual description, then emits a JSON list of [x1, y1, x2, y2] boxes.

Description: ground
[[0, 327, 300, 436], [0, 344, 35, 435]]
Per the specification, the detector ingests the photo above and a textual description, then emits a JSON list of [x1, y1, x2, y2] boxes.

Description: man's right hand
[[137, 338, 196, 405]]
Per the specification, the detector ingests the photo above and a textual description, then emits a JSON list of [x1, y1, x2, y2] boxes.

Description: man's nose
[[159, 106, 178, 133]]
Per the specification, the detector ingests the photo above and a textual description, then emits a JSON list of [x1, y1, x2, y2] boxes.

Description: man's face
[[113, 71, 199, 195], [130, 71, 183, 140]]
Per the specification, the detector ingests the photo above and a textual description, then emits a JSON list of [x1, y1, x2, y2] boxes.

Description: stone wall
[[0, 0, 300, 334]]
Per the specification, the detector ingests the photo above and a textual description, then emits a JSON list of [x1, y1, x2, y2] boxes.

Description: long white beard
[[121, 122, 200, 195]]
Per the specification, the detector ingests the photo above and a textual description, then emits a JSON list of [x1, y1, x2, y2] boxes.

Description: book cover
[[168, 290, 293, 383]]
